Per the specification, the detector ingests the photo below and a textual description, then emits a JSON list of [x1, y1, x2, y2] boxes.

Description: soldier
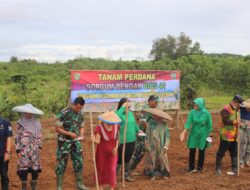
[[55, 97, 88, 190], [186, 85, 196, 110]]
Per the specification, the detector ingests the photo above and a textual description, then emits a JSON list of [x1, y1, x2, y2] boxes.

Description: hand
[[70, 132, 78, 139], [139, 119, 148, 128], [137, 130, 146, 137], [4, 152, 10, 162], [17, 152, 22, 158], [90, 134, 95, 142], [180, 132, 185, 142], [145, 142, 151, 151], [112, 147, 118, 156], [162, 146, 168, 152], [122, 102, 130, 108], [238, 122, 244, 128], [38, 148, 42, 154]]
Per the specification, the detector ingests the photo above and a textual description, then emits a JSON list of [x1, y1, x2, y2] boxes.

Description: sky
[[0, 0, 250, 62]]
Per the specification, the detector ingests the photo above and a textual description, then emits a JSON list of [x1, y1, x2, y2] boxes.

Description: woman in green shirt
[[116, 98, 141, 182], [180, 98, 213, 173]]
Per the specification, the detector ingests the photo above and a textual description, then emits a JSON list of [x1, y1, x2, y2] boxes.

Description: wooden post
[[179, 110, 185, 127], [176, 110, 180, 128], [90, 110, 99, 190], [172, 110, 185, 129], [237, 126, 240, 176], [122, 101, 129, 188], [66, 88, 71, 107]]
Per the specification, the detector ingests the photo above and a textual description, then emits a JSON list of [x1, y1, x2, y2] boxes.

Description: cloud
[[3, 43, 150, 62], [1, 0, 250, 61]]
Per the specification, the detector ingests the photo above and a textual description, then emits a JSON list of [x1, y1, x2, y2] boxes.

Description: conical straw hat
[[142, 108, 173, 121], [241, 99, 250, 109], [12, 104, 44, 115], [98, 111, 121, 124]]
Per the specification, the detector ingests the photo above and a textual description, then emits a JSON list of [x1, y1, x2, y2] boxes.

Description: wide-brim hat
[[142, 108, 173, 121], [12, 104, 44, 115], [98, 111, 121, 124], [241, 99, 250, 108]]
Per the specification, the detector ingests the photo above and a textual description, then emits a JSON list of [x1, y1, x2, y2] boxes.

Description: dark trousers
[[216, 140, 237, 171], [189, 148, 206, 171], [18, 170, 39, 181], [118, 142, 136, 164], [216, 140, 237, 158], [0, 156, 9, 190]]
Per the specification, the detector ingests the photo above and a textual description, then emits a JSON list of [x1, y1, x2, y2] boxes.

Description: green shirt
[[185, 98, 213, 149], [116, 106, 140, 143]]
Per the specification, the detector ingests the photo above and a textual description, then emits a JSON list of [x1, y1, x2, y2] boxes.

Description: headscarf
[[193, 98, 206, 115], [17, 114, 41, 138]]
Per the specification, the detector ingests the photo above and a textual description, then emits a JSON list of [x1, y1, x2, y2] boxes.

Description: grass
[[204, 96, 232, 110], [198, 87, 233, 110]]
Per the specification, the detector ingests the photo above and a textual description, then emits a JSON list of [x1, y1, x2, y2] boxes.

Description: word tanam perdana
[[98, 73, 156, 81]]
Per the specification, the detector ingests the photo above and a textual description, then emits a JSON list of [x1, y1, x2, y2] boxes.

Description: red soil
[[8, 112, 250, 190]]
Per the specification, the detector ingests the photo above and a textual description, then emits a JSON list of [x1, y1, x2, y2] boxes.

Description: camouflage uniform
[[55, 107, 84, 175], [239, 120, 250, 165], [186, 87, 196, 110], [130, 104, 153, 170]]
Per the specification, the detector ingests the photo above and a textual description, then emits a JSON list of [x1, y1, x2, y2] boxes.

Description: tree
[[176, 32, 192, 58], [190, 42, 204, 54], [150, 35, 176, 61], [10, 56, 18, 63], [150, 32, 203, 60]]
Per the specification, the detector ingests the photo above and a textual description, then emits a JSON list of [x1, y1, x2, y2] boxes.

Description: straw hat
[[241, 99, 250, 108], [142, 108, 173, 121], [98, 111, 121, 124], [12, 104, 44, 115]]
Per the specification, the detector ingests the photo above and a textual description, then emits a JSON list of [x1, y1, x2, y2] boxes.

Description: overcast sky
[[0, 0, 249, 62]]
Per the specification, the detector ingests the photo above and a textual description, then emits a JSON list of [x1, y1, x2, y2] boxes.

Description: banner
[[71, 70, 180, 112]]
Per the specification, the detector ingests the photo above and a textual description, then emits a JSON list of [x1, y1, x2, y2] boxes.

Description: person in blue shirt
[[0, 117, 13, 190]]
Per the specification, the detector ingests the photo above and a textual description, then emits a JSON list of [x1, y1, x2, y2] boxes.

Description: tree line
[[0, 33, 250, 120]]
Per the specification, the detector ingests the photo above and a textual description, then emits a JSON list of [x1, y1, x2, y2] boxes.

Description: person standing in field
[[239, 99, 250, 168], [129, 95, 159, 173], [116, 98, 143, 182], [91, 111, 121, 190], [180, 98, 213, 174], [55, 97, 88, 190], [215, 95, 243, 176], [0, 116, 12, 190], [143, 107, 172, 181], [186, 85, 196, 110], [13, 104, 44, 190]]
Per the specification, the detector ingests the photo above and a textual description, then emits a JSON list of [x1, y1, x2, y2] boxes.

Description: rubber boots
[[30, 180, 38, 190], [231, 156, 238, 174], [216, 156, 222, 176], [56, 174, 64, 190], [125, 163, 134, 182], [75, 171, 88, 190], [21, 181, 27, 190]]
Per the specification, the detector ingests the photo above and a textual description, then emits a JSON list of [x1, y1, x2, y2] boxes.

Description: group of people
[[0, 94, 249, 190]]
